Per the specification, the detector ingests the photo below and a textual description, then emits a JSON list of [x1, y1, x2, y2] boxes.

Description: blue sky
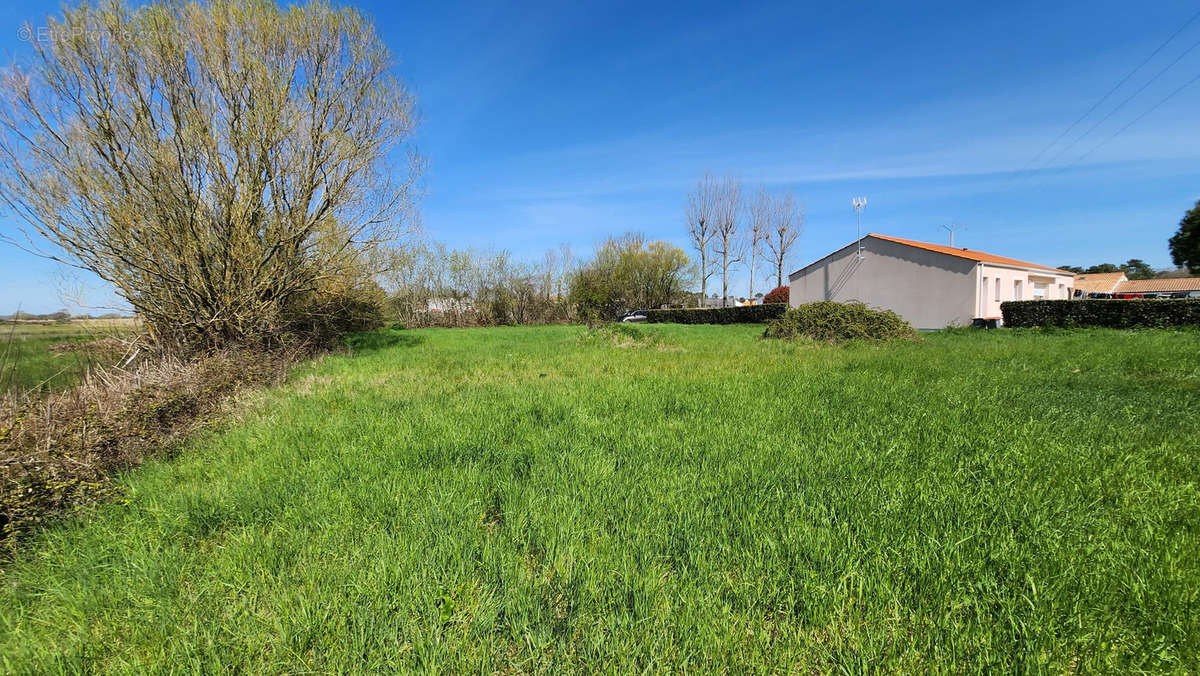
[[2, 0, 1200, 312]]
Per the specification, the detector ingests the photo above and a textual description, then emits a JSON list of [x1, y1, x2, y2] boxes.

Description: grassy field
[[0, 319, 135, 396], [0, 324, 1197, 671]]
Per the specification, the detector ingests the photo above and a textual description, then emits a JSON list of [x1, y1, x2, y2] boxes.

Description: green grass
[[1, 324, 1198, 671], [0, 319, 134, 396]]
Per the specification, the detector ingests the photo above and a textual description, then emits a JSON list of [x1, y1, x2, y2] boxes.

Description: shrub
[[763, 285, 789, 305], [282, 285, 387, 349], [568, 234, 692, 319], [763, 302, 918, 342], [1001, 299, 1200, 328], [646, 304, 787, 325]]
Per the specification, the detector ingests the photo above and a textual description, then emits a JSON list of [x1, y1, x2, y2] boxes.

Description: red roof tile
[[1073, 272, 1126, 295], [1115, 277, 1200, 293]]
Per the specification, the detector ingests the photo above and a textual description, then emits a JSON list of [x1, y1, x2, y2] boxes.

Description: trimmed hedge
[[1001, 299, 1200, 328], [646, 303, 787, 324]]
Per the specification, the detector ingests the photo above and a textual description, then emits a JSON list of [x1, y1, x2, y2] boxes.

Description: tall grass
[[0, 325, 1197, 671]]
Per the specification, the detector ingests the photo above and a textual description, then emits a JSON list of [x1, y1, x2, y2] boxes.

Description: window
[[981, 277, 988, 311], [1058, 284, 1065, 299], [994, 277, 1000, 302], [1014, 280, 1023, 300]]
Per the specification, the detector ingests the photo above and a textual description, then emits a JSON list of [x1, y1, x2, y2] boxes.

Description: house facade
[[788, 234, 1075, 329]]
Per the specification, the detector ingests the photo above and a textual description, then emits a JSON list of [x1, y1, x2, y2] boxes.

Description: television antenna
[[941, 223, 965, 247], [852, 196, 867, 259]]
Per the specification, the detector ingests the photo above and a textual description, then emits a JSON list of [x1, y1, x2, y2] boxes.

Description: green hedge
[[1001, 299, 1200, 328], [645, 303, 787, 324]]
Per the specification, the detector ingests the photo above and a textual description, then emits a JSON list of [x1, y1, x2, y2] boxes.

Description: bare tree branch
[[712, 176, 743, 307], [685, 172, 717, 307], [765, 191, 803, 289]]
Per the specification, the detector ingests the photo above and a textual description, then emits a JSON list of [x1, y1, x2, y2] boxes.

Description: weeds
[[581, 322, 677, 350]]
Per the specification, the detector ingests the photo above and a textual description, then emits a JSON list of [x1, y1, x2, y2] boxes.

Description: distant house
[[788, 233, 1075, 329], [697, 295, 740, 308], [427, 297, 473, 313], [1073, 272, 1126, 297]]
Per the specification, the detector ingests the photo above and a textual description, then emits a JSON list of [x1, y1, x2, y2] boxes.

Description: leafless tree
[[685, 173, 718, 307], [539, 243, 574, 313], [765, 191, 804, 289], [0, 0, 421, 351], [745, 185, 771, 301], [556, 242, 574, 300], [712, 177, 743, 307]]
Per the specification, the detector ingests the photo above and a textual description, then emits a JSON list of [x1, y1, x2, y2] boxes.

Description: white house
[[788, 234, 1075, 329]]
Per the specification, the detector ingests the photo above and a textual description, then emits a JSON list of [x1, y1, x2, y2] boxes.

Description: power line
[[1013, 8, 1200, 180], [1055, 68, 1200, 174], [1025, 33, 1200, 178]]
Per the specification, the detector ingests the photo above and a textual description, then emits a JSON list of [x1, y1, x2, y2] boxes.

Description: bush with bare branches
[[0, 0, 420, 352]]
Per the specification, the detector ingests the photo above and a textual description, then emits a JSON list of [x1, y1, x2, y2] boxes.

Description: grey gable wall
[[788, 237, 977, 329]]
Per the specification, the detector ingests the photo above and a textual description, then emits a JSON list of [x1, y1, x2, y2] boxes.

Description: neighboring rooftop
[[865, 234, 1068, 273], [1115, 277, 1200, 294], [1073, 271, 1126, 295]]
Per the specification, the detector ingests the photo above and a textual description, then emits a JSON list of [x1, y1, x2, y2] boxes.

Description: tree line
[[685, 173, 803, 307], [384, 233, 695, 326], [1058, 258, 1191, 280], [383, 241, 575, 327], [385, 171, 809, 328]]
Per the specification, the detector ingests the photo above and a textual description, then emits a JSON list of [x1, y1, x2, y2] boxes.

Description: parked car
[[620, 309, 648, 323]]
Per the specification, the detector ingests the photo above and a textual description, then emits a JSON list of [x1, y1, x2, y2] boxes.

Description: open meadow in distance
[[0, 324, 1197, 671], [0, 318, 137, 396]]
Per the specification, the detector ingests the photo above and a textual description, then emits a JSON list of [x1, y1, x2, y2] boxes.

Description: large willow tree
[[0, 0, 420, 350]]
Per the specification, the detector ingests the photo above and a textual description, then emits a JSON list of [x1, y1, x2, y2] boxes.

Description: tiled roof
[[1115, 277, 1200, 293], [868, 234, 1068, 273], [1073, 272, 1126, 295]]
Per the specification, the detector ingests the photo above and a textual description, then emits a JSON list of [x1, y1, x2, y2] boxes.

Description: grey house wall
[[788, 237, 977, 329]]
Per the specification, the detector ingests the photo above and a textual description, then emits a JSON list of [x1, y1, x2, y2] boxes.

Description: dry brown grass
[[0, 348, 299, 545]]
